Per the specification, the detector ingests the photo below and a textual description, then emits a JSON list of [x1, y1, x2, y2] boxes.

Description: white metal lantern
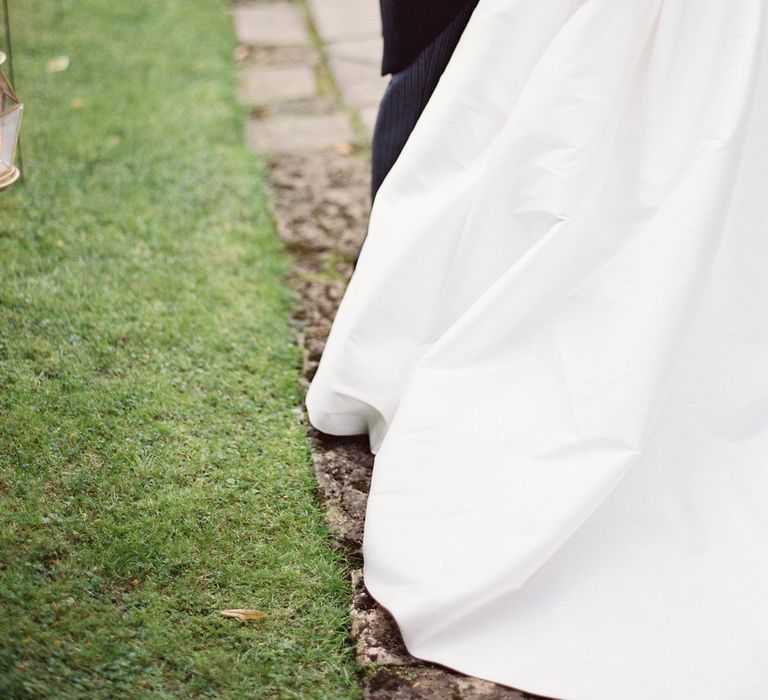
[[0, 50, 22, 190]]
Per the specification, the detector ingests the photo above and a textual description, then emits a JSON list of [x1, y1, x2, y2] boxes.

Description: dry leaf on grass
[[46, 56, 70, 73], [219, 609, 266, 621]]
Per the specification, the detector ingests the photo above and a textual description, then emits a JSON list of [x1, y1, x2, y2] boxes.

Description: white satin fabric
[[305, 1, 768, 697]]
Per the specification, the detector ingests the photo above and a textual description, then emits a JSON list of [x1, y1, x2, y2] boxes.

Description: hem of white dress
[[362, 574, 570, 700], [304, 402, 386, 454]]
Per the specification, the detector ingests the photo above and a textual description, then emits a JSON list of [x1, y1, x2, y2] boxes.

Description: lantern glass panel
[[0, 104, 21, 171], [0, 61, 22, 177]]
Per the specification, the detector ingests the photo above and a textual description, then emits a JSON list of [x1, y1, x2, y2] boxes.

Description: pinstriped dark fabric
[[353, 0, 479, 266], [370, 0, 479, 203], [379, 0, 478, 75]]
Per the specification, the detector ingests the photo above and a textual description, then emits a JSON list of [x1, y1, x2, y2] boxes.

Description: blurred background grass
[[0, 0, 358, 697]]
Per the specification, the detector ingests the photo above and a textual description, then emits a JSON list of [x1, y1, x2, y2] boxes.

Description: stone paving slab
[[327, 38, 389, 108], [326, 35, 383, 65], [307, 0, 382, 41], [242, 45, 319, 67], [239, 64, 317, 104], [359, 104, 379, 139], [261, 95, 339, 117], [246, 112, 354, 154], [232, 2, 309, 47], [327, 54, 388, 109]]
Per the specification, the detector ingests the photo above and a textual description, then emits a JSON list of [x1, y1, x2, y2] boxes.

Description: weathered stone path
[[231, 2, 536, 697]]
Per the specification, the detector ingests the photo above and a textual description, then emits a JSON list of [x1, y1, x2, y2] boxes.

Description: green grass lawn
[[0, 1, 359, 697]]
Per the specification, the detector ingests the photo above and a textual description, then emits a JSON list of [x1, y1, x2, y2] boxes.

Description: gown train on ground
[[306, 1, 768, 697]]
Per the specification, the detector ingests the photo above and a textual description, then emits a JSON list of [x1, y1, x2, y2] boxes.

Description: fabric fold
[[306, 0, 768, 697]]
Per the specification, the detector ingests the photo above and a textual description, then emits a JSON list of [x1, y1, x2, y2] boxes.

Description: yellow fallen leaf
[[219, 609, 265, 621], [46, 56, 70, 73]]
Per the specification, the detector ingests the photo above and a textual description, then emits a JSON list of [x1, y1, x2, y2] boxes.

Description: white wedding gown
[[305, 0, 768, 697]]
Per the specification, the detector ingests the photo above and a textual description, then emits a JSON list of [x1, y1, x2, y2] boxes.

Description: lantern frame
[[0, 50, 22, 190]]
